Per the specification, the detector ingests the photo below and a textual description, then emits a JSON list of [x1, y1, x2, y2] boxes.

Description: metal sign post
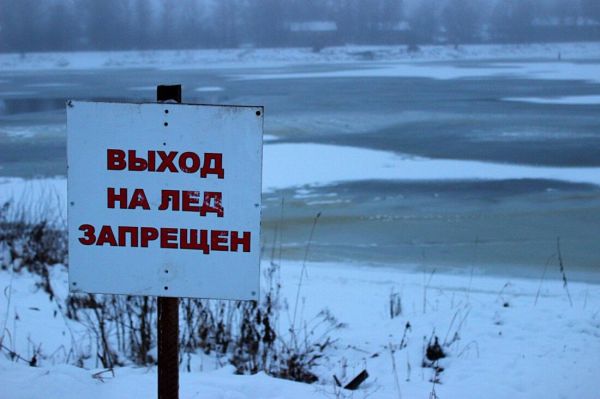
[[157, 85, 181, 399], [158, 294, 179, 399]]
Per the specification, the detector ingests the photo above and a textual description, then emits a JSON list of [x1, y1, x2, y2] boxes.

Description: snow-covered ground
[[1, 259, 598, 398], [1, 42, 599, 72]]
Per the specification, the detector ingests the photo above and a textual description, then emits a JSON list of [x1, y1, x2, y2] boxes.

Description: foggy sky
[[0, 0, 598, 53]]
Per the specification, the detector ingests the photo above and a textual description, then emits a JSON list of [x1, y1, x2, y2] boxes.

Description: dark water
[[262, 179, 600, 281], [1, 98, 65, 115], [1, 59, 600, 278]]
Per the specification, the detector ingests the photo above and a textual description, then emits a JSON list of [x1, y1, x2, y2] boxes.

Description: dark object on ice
[[426, 337, 445, 362], [344, 369, 369, 390], [503, 302, 510, 308]]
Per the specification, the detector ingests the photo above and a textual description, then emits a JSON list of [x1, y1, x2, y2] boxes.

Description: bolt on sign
[[67, 101, 263, 300]]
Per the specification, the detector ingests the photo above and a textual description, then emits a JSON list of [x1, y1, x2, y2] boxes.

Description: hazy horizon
[[1, 0, 599, 53]]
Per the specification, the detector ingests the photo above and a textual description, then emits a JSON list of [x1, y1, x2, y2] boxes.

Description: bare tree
[[409, 0, 439, 44], [442, 0, 482, 46]]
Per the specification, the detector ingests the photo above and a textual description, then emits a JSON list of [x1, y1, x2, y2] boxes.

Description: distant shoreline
[[1, 41, 600, 72]]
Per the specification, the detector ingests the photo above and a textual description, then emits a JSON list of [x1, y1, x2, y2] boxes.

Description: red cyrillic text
[[77, 224, 252, 254], [107, 187, 150, 210], [158, 190, 223, 217], [107, 149, 224, 178]]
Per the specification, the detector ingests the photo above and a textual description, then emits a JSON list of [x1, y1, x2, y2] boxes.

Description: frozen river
[[1, 50, 600, 278]]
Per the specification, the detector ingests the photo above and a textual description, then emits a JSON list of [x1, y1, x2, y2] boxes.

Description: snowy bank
[[0, 259, 598, 398], [1, 42, 600, 72]]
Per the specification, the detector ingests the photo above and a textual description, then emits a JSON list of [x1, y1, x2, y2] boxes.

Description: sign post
[[67, 85, 263, 399], [157, 84, 182, 399]]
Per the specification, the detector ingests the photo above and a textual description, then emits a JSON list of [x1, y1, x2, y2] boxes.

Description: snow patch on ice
[[263, 134, 278, 142], [195, 86, 224, 92], [0, 91, 38, 96], [0, 127, 37, 139], [1, 143, 600, 212], [235, 61, 600, 83], [0, 124, 64, 139], [504, 94, 600, 105], [127, 86, 155, 91], [24, 82, 79, 88], [263, 143, 600, 190], [470, 129, 597, 142]]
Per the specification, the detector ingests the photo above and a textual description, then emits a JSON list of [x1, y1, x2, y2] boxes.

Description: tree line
[[1, 0, 599, 53]]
